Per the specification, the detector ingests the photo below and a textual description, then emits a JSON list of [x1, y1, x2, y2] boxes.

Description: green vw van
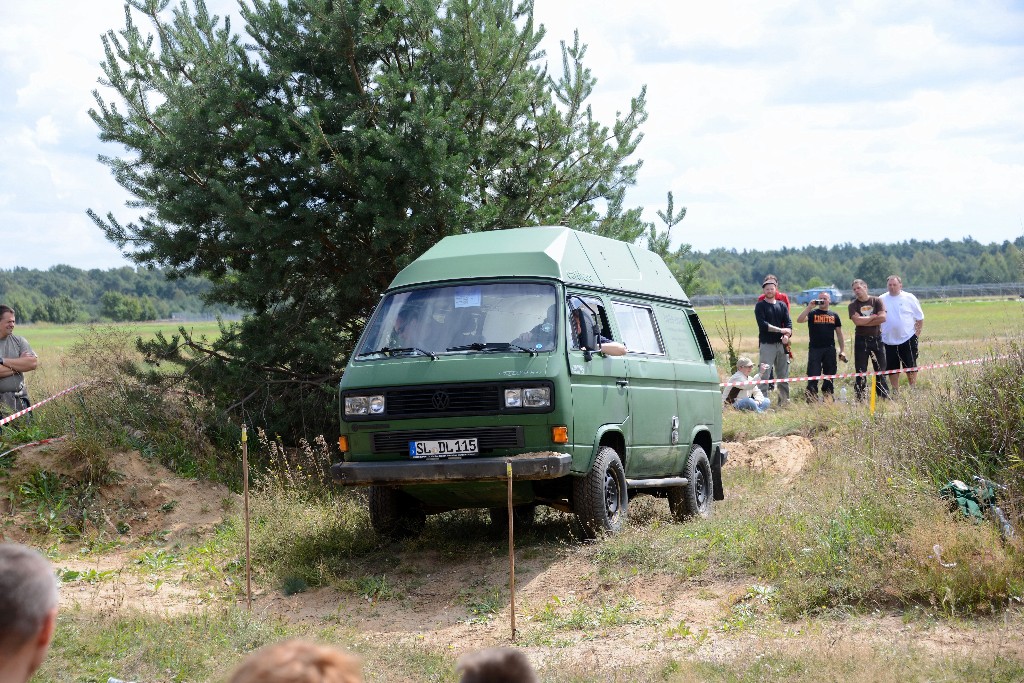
[[332, 226, 725, 538]]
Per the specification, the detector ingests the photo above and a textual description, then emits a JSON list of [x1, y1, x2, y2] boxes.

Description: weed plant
[[45, 326, 239, 483], [247, 428, 378, 592]]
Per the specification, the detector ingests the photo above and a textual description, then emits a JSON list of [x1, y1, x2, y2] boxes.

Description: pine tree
[[88, 0, 654, 440]]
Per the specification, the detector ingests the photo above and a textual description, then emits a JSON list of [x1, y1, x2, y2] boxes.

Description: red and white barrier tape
[[720, 355, 1007, 388], [0, 382, 89, 427], [0, 436, 68, 460]]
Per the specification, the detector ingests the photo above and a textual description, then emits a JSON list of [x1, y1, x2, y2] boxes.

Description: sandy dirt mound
[[0, 442, 236, 544], [724, 435, 815, 482]]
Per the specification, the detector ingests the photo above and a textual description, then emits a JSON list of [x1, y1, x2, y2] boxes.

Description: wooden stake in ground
[[242, 425, 251, 611], [507, 460, 516, 641]]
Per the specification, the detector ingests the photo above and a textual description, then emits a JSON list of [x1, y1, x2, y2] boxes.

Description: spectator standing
[[757, 274, 791, 310], [722, 357, 771, 412], [879, 275, 925, 395], [754, 276, 793, 405], [0, 543, 59, 683], [796, 291, 847, 401], [847, 279, 890, 402], [0, 305, 38, 417]]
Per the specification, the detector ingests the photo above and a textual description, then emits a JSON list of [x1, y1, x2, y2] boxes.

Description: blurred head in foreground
[[229, 640, 363, 683]]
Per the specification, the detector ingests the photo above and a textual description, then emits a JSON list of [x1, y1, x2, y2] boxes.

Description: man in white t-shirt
[[879, 275, 924, 394]]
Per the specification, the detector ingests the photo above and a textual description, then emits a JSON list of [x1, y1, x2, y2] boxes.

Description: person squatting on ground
[[754, 275, 793, 405], [879, 275, 924, 395], [0, 543, 59, 683], [228, 640, 363, 683], [0, 305, 38, 418], [722, 357, 772, 412], [796, 291, 847, 401], [847, 279, 890, 402], [456, 646, 539, 683]]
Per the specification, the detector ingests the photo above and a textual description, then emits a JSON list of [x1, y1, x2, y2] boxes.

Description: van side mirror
[[575, 310, 598, 361]]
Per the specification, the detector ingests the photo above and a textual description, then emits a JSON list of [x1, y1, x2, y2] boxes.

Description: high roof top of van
[[390, 226, 688, 301]]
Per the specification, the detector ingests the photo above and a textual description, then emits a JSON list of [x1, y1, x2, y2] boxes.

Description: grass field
[[21, 320, 224, 358]]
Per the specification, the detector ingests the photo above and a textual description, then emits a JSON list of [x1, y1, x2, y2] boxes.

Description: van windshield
[[355, 283, 558, 358]]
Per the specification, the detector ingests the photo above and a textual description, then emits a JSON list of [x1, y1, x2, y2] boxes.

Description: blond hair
[[229, 640, 362, 683]]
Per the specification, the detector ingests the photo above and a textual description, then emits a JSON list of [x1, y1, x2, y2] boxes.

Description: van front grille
[[371, 427, 524, 454], [387, 384, 502, 417]]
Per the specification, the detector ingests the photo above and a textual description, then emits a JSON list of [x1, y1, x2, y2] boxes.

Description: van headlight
[[504, 386, 550, 408], [345, 395, 385, 416]]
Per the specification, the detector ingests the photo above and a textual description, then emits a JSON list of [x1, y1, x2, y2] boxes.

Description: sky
[[1, 1, 1022, 271]]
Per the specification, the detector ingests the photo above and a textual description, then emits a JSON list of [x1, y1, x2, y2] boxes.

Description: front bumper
[[331, 451, 573, 486]]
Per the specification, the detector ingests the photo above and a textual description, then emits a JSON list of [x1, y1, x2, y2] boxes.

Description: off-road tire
[[573, 446, 628, 539], [668, 445, 713, 521], [368, 485, 426, 540]]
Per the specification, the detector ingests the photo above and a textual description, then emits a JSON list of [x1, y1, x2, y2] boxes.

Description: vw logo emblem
[[431, 390, 450, 410]]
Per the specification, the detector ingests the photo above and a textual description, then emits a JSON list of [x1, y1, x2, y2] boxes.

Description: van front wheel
[[573, 446, 628, 539], [368, 486, 426, 540], [668, 445, 713, 521]]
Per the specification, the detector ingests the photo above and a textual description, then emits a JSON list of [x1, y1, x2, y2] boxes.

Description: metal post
[[242, 425, 251, 611], [507, 460, 516, 641]]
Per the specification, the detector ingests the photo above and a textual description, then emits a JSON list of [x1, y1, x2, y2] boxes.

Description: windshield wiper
[[356, 346, 437, 360], [446, 341, 537, 357]]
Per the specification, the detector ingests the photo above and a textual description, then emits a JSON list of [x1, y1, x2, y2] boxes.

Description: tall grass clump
[[46, 326, 239, 483], [247, 429, 377, 591], [842, 342, 1024, 614]]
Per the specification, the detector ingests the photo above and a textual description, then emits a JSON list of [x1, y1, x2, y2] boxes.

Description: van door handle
[[616, 378, 629, 387]]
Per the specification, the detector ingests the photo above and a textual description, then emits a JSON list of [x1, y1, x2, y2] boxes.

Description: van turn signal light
[[551, 426, 568, 444], [338, 435, 349, 453]]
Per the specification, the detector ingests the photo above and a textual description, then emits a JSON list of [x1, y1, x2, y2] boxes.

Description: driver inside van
[[570, 307, 627, 356], [389, 307, 420, 348]]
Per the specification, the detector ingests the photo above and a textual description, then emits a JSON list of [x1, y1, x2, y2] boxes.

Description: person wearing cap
[[756, 273, 791, 310], [722, 357, 771, 412], [796, 291, 847, 401], [754, 276, 793, 405]]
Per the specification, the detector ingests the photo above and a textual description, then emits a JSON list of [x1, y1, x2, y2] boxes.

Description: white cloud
[[0, 0, 1022, 271]]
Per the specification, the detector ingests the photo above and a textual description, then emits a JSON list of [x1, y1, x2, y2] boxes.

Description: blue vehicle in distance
[[795, 286, 843, 305]]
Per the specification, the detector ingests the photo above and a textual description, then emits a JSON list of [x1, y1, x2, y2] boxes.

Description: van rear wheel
[[573, 446, 628, 539], [368, 486, 426, 540], [668, 445, 713, 521]]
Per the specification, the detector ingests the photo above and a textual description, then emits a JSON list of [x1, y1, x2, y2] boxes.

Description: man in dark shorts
[[847, 279, 889, 402], [796, 291, 847, 401]]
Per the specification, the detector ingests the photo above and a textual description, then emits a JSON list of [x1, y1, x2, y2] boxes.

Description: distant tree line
[[682, 236, 1024, 295], [0, 265, 240, 323]]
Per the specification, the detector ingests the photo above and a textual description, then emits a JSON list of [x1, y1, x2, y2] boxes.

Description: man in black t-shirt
[[796, 291, 847, 400], [847, 278, 890, 402]]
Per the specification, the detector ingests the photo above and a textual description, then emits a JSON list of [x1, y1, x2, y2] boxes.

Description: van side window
[[566, 295, 612, 349], [611, 302, 664, 355], [688, 311, 716, 361]]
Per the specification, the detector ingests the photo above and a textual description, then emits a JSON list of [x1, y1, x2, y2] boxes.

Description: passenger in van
[[514, 304, 558, 350], [569, 307, 627, 356], [722, 357, 771, 412]]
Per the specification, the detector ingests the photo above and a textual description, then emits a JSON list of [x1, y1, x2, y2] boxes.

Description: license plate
[[409, 438, 479, 458]]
